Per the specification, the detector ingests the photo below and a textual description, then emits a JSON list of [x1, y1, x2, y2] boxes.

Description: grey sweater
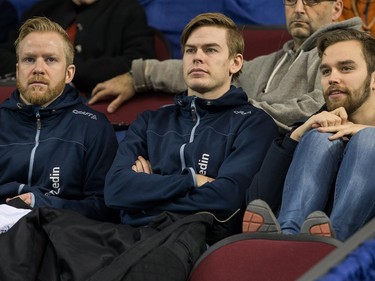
[[131, 17, 362, 133]]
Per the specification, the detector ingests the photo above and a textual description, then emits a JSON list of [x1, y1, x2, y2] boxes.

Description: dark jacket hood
[[174, 86, 249, 113], [0, 84, 83, 118]]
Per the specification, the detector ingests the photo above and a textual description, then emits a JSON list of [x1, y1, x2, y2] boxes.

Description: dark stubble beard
[[325, 76, 371, 115], [17, 76, 66, 106]]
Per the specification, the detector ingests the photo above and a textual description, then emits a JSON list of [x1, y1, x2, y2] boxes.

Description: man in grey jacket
[[89, 0, 361, 133]]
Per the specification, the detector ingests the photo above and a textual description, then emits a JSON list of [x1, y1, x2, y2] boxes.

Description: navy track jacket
[[105, 86, 279, 226], [0, 85, 118, 221]]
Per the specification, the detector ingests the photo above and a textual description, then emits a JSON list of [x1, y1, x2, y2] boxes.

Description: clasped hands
[[291, 107, 370, 142]]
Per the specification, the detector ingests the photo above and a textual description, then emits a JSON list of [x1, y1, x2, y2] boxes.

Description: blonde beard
[[17, 79, 66, 106]]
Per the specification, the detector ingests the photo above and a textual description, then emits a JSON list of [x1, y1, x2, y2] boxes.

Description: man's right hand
[[196, 174, 215, 188], [290, 107, 348, 142], [89, 72, 136, 113]]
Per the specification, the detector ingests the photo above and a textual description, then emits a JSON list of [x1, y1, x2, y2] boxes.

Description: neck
[[187, 83, 231, 100], [349, 96, 375, 126]]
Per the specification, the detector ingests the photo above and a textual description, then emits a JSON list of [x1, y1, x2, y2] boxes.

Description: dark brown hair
[[317, 29, 375, 74]]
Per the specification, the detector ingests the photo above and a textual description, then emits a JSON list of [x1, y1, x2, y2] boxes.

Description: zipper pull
[[191, 98, 197, 122], [35, 111, 41, 130]]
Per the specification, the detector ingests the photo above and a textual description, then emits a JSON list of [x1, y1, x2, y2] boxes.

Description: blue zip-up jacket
[[105, 86, 278, 226], [0, 84, 118, 221]]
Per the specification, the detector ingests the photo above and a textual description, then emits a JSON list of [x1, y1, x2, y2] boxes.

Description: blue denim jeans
[[278, 128, 375, 241]]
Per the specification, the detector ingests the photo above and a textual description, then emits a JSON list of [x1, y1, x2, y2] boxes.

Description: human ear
[[229, 53, 243, 76], [65, 64, 76, 84], [331, 0, 344, 22]]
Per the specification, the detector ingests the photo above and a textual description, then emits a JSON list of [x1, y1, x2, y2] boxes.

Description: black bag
[[89, 211, 214, 281], [0, 208, 214, 281]]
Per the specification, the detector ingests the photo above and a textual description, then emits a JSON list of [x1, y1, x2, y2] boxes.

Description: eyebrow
[[320, 60, 356, 70], [184, 42, 221, 49]]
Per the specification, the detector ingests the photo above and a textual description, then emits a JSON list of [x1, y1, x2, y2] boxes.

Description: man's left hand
[[132, 156, 152, 174], [317, 123, 373, 140], [6, 193, 32, 206]]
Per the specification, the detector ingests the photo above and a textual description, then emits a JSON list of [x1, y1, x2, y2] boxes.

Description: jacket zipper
[[28, 111, 41, 185]]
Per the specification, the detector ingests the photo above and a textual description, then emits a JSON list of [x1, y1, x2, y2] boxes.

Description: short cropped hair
[[15, 16, 74, 66], [317, 29, 375, 74], [180, 13, 244, 80]]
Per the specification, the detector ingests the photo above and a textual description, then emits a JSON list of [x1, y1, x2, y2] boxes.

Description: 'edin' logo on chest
[[198, 153, 210, 175]]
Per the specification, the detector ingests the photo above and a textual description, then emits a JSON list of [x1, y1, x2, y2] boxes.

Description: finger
[[328, 131, 346, 140], [91, 83, 105, 96], [137, 156, 152, 174], [131, 164, 137, 172], [107, 95, 127, 113], [88, 88, 110, 105], [134, 160, 144, 173], [337, 108, 348, 121]]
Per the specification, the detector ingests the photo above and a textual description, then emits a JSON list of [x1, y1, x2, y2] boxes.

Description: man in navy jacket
[[0, 16, 118, 222], [0, 13, 277, 280], [104, 12, 278, 229]]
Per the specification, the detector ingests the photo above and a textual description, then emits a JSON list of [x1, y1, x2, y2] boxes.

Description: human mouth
[[29, 79, 48, 87], [327, 88, 347, 99], [290, 20, 307, 26], [188, 68, 207, 75]]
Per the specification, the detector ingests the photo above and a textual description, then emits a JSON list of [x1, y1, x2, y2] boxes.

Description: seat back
[[189, 233, 341, 281], [153, 28, 172, 60], [240, 25, 292, 60], [88, 91, 174, 131]]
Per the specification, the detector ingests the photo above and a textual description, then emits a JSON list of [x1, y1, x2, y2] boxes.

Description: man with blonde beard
[[0, 16, 118, 224]]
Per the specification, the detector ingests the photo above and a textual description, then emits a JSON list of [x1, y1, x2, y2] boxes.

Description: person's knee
[[349, 127, 375, 151], [300, 129, 340, 147], [297, 129, 344, 160]]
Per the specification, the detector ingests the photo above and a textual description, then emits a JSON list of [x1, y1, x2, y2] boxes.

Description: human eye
[[305, 0, 319, 5], [21, 57, 35, 64], [185, 47, 196, 54], [206, 47, 217, 53], [46, 57, 57, 64], [341, 66, 353, 72], [284, 0, 295, 5], [320, 67, 331, 76]]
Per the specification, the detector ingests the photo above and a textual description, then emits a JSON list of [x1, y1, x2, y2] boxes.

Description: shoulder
[[69, 103, 112, 126]]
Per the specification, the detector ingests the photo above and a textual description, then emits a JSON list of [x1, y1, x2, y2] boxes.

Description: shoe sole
[[242, 200, 281, 233], [300, 211, 336, 238]]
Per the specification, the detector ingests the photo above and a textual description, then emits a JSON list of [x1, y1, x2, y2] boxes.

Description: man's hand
[[89, 73, 136, 113], [132, 156, 152, 174], [196, 174, 215, 188], [317, 123, 372, 140], [291, 107, 348, 141], [6, 193, 32, 206]]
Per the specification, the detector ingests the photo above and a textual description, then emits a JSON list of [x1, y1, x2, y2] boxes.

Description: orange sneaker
[[242, 199, 281, 233], [300, 211, 336, 239]]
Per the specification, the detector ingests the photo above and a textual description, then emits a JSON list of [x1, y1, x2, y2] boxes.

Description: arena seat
[[240, 25, 292, 60], [153, 28, 173, 61], [189, 232, 341, 281]]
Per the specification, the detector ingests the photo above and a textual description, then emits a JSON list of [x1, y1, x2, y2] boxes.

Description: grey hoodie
[[131, 17, 362, 133]]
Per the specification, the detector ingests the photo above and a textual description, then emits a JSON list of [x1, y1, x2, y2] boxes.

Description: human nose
[[32, 58, 45, 75], [328, 69, 341, 85], [293, 0, 306, 13], [193, 49, 204, 64]]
